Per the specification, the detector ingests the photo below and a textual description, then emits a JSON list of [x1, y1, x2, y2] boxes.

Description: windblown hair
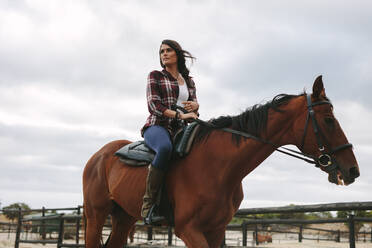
[[196, 93, 304, 145], [159, 39, 196, 86]]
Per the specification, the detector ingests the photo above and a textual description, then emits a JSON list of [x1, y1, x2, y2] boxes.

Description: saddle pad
[[115, 141, 155, 166]]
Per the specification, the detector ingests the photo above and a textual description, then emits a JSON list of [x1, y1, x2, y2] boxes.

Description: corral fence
[[0, 201, 371, 248], [234, 201, 372, 248], [1, 206, 84, 248]]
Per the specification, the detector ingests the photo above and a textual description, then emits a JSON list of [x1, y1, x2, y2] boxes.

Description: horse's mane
[[195, 93, 305, 145]]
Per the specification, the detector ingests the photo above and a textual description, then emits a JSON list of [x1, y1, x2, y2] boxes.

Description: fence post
[[57, 214, 65, 248], [76, 206, 81, 244], [298, 225, 303, 242], [255, 223, 259, 246], [242, 221, 247, 247], [336, 230, 340, 242], [41, 206, 46, 242], [348, 214, 355, 248], [147, 226, 153, 241], [14, 207, 22, 248], [8, 222, 11, 239], [168, 226, 172, 245]]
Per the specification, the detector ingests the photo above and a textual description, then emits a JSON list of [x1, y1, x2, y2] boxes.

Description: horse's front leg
[[174, 200, 233, 248], [175, 222, 210, 248], [204, 227, 226, 248]]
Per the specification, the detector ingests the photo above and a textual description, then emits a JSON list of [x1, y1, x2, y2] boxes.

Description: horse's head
[[294, 76, 359, 185]]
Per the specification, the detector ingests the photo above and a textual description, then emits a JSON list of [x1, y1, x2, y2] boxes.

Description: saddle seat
[[115, 122, 200, 166]]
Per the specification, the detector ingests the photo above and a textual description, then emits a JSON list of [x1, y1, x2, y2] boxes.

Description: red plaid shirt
[[141, 69, 198, 137]]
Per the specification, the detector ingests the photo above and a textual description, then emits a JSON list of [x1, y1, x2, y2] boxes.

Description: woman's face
[[160, 44, 178, 68]]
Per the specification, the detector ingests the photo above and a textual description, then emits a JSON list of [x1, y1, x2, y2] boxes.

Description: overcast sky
[[0, 0, 371, 210]]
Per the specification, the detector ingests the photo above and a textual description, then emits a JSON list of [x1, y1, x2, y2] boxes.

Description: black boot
[[141, 165, 165, 225]]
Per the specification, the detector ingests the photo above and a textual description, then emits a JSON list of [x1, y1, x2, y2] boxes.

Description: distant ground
[[0, 214, 10, 222], [1, 225, 372, 248]]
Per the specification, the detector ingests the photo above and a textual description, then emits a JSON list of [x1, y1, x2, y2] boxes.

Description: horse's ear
[[312, 75, 326, 99]]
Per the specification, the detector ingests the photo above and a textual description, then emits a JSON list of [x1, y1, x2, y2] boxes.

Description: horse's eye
[[324, 117, 335, 127]]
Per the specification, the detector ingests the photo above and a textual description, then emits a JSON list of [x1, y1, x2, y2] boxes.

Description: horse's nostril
[[349, 167, 360, 178]]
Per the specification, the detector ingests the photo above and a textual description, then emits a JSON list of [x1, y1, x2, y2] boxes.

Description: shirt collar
[[161, 69, 193, 86], [162, 69, 177, 81]]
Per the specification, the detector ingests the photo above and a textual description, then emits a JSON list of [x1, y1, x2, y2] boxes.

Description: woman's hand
[[180, 112, 198, 121], [182, 101, 199, 112]]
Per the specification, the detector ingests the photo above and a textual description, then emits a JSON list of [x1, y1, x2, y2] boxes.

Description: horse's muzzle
[[332, 165, 359, 186], [349, 166, 360, 179]]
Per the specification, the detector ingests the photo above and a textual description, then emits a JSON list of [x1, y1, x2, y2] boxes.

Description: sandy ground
[[1, 231, 372, 248], [259, 240, 372, 248], [0, 233, 59, 248]]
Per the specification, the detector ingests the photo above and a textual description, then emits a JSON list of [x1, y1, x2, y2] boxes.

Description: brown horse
[[83, 76, 359, 247], [257, 233, 272, 243]]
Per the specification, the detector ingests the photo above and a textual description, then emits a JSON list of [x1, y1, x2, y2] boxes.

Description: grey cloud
[[0, 0, 370, 208], [0, 123, 114, 168], [0, 165, 82, 193]]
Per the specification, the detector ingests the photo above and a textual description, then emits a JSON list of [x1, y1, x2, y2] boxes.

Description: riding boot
[[141, 165, 165, 224]]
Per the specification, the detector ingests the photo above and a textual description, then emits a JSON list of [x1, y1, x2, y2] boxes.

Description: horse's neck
[[215, 104, 299, 184]]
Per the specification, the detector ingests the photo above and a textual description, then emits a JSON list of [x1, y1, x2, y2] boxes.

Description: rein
[[195, 118, 318, 165], [174, 94, 352, 172]]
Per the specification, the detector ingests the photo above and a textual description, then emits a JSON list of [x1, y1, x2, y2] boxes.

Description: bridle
[[297, 94, 352, 173], [175, 94, 353, 176]]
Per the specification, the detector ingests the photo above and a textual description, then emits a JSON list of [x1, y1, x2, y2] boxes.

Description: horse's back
[[83, 140, 131, 185]]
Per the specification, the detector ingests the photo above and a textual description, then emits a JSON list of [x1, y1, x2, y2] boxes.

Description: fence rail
[[235, 201, 372, 215], [1, 201, 371, 248]]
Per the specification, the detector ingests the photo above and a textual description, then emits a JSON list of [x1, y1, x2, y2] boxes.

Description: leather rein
[[175, 94, 352, 174]]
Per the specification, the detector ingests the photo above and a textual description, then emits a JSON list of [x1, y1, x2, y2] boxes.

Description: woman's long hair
[[159, 39, 196, 82]]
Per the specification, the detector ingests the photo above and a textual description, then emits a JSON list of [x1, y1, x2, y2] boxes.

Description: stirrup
[[144, 205, 165, 226]]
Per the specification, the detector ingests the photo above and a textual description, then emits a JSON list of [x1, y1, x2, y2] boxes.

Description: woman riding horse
[[141, 40, 199, 224], [83, 75, 359, 247]]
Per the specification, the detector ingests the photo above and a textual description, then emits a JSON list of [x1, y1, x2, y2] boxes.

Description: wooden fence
[[1, 201, 372, 248], [1, 206, 84, 248]]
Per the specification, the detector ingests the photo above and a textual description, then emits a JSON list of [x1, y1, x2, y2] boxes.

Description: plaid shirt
[[141, 69, 198, 137]]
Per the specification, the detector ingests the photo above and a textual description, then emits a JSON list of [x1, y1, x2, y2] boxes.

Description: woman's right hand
[[180, 112, 198, 120]]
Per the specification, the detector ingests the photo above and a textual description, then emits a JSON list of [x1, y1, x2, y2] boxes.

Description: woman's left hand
[[182, 101, 199, 112]]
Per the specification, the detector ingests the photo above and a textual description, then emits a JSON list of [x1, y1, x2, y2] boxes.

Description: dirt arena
[[1, 221, 371, 248], [2, 232, 372, 248]]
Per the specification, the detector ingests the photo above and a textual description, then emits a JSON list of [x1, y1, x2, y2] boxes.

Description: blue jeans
[[144, 125, 173, 172]]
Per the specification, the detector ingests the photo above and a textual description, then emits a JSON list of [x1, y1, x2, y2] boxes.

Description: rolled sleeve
[[186, 78, 199, 115], [187, 78, 197, 102], [146, 72, 168, 116]]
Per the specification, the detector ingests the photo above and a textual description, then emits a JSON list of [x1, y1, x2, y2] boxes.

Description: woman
[[141, 40, 199, 224]]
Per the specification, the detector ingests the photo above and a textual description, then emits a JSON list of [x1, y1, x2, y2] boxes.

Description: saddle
[[115, 122, 200, 166]]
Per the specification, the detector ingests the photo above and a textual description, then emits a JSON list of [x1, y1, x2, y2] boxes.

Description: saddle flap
[[174, 122, 200, 157]]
